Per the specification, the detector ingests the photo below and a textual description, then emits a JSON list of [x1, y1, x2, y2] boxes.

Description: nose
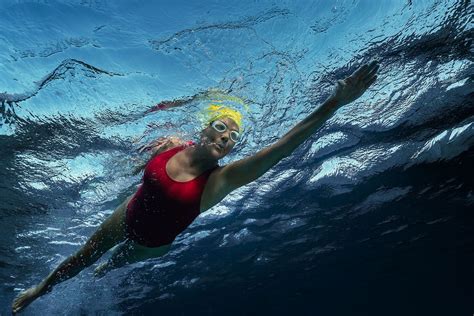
[[220, 132, 230, 143]]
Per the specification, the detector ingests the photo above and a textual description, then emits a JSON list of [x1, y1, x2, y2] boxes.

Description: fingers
[[361, 73, 377, 87], [364, 75, 377, 88], [367, 60, 378, 69], [352, 64, 369, 78], [366, 61, 379, 77], [360, 61, 379, 85], [353, 60, 379, 80], [362, 68, 377, 81]]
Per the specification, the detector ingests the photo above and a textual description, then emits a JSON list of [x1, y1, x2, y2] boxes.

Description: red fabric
[[126, 143, 217, 247]]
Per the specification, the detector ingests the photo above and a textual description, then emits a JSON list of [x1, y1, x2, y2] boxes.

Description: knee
[[70, 252, 97, 269]]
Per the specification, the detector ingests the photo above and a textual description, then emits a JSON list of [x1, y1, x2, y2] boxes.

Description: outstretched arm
[[220, 61, 379, 191]]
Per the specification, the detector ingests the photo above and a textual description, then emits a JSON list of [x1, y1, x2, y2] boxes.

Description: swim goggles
[[211, 120, 241, 143]]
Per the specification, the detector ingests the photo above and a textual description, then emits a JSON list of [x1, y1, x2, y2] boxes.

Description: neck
[[183, 144, 217, 171]]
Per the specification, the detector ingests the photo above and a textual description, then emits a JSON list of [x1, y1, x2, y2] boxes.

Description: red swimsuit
[[126, 143, 218, 247]]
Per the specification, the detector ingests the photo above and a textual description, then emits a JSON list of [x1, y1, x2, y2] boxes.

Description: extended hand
[[331, 61, 379, 107]]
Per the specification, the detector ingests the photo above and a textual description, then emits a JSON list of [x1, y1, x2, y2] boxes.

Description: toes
[[12, 288, 37, 313]]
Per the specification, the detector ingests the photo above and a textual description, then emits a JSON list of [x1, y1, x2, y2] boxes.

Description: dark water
[[0, 0, 473, 315]]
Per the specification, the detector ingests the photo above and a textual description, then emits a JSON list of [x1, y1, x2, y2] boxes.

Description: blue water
[[1, 0, 473, 315]]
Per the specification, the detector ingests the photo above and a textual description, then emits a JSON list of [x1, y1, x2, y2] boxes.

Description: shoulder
[[147, 137, 186, 157], [167, 136, 186, 147]]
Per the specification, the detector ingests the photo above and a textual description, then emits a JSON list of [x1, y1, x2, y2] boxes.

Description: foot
[[12, 285, 42, 314]]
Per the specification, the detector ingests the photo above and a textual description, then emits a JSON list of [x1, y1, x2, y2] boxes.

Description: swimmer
[[12, 61, 379, 314]]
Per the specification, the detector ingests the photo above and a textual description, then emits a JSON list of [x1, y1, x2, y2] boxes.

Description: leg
[[94, 240, 171, 277], [12, 195, 132, 314]]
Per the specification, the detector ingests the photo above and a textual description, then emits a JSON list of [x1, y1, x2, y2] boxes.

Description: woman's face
[[200, 117, 240, 160]]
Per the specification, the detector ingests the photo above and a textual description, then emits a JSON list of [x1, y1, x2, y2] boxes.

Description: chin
[[207, 144, 225, 159], [215, 148, 229, 159]]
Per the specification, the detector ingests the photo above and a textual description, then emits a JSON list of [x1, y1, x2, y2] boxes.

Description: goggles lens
[[211, 120, 240, 142]]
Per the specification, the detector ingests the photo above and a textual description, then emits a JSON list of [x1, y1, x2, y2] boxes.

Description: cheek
[[204, 129, 217, 138], [201, 130, 215, 142]]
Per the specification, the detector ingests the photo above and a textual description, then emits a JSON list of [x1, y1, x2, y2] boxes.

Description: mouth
[[212, 142, 225, 152]]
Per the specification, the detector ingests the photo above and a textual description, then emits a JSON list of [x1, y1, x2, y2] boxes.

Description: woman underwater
[[12, 61, 379, 313]]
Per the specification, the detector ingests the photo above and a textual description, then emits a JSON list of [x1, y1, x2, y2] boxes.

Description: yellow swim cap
[[199, 90, 249, 131], [204, 89, 249, 109], [205, 104, 243, 130]]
